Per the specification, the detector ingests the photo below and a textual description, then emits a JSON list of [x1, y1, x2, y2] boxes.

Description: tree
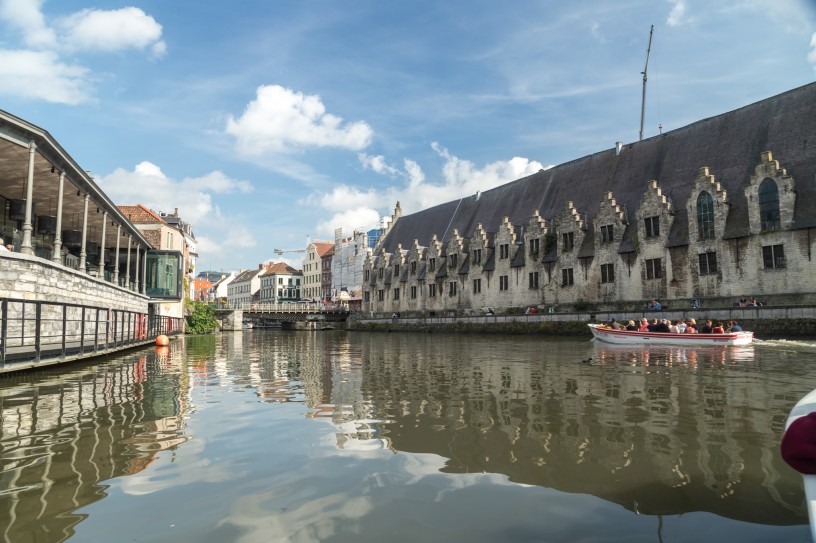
[[186, 301, 218, 334]]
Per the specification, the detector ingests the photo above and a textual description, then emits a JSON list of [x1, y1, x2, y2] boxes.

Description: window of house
[[529, 271, 539, 289], [364, 269, 370, 281], [394, 264, 400, 276], [429, 258, 436, 272], [393, 288, 400, 300], [562, 268, 574, 286], [449, 281, 457, 296], [645, 258, 662, 279], [562, 232, 574, 251], [472, 249, 481, 264], [529, 238, 539, 254], [364, 291, 370, 302], [601, 225, 614, 243], [378, 267, 384, 279], [449, 254, 458, 269], [644, 216, 660, 237], [763, 244, 785, 269], [759, 178, 781, 232], [410, 261, 416, 274], [473, 278, 481, 293], [699, 252, 718, 275], [428, 283, 436, 297], [601, 263, 615, 283], [410, 285, 417, 299], [697, 191, 715, 240], [499, 275, 509, 291], [378, 289, 384, 301], [500, 244, 510, 259]]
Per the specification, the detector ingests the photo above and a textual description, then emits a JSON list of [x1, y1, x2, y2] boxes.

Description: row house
[[259, 263, 302, 303], [364, 83, 816, 315], [331, 228, 374, 310], [302, 241, 333, 301], [228, 267, 262, 308]]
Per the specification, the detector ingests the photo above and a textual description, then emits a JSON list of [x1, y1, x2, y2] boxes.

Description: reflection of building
[[0, 349, 190, 541], [338, 335, 806, 525]]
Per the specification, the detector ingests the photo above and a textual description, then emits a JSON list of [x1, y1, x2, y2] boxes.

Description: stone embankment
[[349, 306, 816, 338]]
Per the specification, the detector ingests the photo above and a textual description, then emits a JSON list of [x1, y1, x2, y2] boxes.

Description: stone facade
[[364, 150, 816, 316]]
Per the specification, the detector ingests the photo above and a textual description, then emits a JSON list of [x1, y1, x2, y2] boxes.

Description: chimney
[[174, 208, 179, 216], [615, 142, 623, 156]]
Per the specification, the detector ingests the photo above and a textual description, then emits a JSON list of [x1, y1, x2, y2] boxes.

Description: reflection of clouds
[[220, 491, 374, 543], [117, 438, 241, 496]]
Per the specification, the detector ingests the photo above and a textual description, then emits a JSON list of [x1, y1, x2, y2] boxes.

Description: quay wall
[[0, 252, 148, 311], [350, 306, 816, 338]]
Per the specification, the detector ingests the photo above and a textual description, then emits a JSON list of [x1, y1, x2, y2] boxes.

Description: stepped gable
[[379, 82, 816, 253]]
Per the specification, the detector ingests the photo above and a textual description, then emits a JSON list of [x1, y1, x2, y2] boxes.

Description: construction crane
[[274, 248, 306, 255]]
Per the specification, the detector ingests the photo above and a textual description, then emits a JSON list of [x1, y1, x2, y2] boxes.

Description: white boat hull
[[588, 324, 754, 346]]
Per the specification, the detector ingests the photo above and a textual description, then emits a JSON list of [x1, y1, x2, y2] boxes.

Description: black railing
[[0, 297, 183, 368]]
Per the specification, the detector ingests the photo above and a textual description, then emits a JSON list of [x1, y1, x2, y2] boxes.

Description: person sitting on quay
[[626, 320, 638, 331], [525, 306, 538, 315], [700, 320, 714, 333], [638, 318, 650, 332], [746, 296, 762, 307], [712, 321, 725, 333], [644, 299, 662, 311], [727, 320, 743, 332], [738, 295, 748, 307]]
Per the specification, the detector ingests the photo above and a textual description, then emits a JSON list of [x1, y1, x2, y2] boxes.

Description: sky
[[1, 1, 815, 273]]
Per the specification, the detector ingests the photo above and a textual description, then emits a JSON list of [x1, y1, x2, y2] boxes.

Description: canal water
[[2, 331, 815, 542]]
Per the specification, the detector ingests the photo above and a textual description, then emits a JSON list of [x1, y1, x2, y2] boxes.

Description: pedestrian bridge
[[215, 303, 351, 330]]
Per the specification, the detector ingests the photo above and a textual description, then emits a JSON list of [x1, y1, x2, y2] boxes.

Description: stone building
[[331, 228, 373, 310], [364, 83, 816, 315]]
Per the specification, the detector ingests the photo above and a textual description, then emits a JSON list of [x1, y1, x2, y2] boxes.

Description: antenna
[[639, 24, 654, 142]]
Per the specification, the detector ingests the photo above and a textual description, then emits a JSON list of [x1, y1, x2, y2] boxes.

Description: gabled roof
[[378, 82, 816, 252], [233, 268, 262, 283], [312, 243, 334, 257], [264, 262, 302, 275], [118, 204, 165, 224]]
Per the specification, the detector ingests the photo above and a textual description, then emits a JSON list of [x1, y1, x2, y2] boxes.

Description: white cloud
[[225, 85, 374, 155], [809, 32, 816, 71], [97, 161, 255, 258], [310, 144, 549, 238], [667, 0, 688, 27], [0, 49, 93, 104], [57, 7, 166, 56], [358, 153, 400, 177], [0, 0, 56, 48]]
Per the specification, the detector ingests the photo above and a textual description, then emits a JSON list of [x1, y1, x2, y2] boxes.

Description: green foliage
[[185, 301, 218, 334]]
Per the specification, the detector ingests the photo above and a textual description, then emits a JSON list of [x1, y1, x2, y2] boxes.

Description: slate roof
[[378, 83, 816, 253]]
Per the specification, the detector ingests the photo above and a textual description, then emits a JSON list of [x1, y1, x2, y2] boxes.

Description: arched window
[[696, 191, 715, 240], [759, 178, 780, 231]]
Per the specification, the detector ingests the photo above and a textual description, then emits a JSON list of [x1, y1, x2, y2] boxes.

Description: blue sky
[[1, 1, 815, 273]]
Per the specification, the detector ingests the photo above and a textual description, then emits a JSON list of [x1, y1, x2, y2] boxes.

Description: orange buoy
[[156, 334, 169, 346]]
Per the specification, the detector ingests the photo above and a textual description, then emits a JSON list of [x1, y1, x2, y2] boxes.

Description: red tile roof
[[118, 204, 165, 224]]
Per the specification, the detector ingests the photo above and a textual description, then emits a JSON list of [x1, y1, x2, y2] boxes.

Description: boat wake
[[754, 338, 816, 350]]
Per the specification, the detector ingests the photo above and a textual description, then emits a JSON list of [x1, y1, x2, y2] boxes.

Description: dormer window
[[562, 232, 574, 251], [499, 244, 510, 259], [759, 178, 781, 232], [600, 225, 614, 243], [472, 249, 482, 264], [644, 216, 660, 237], [449, 254, 458, 269]]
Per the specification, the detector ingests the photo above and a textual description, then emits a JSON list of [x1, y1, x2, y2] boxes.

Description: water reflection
[[1, 332, 812, 542], [0, 345, 191, 542]]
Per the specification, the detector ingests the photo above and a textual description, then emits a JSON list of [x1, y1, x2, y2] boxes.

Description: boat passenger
[[701, 320, 713, 333], [712, 322, 725, 334], [626, 320, 638, 331], [728, 320, 743, 332], [685, 319, 698, 333], [677, 318, 687, 333], [638, 318, 650, 332], [647, 318, 660, 332], [654, 319, 671, 333], [610, 319, 622, 330], [668, 321, 680, 334]]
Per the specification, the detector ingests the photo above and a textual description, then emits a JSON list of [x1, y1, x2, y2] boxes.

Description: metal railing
[[1, 297, 184, 368], [237, 302, 349, 314]]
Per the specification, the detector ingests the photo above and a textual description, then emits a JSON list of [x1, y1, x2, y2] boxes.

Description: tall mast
[[639, 25, 654, 142]]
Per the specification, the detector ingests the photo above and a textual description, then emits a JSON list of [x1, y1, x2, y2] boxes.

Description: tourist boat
[[783, 388, 816, 541], [587, 323, 753, 346]]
